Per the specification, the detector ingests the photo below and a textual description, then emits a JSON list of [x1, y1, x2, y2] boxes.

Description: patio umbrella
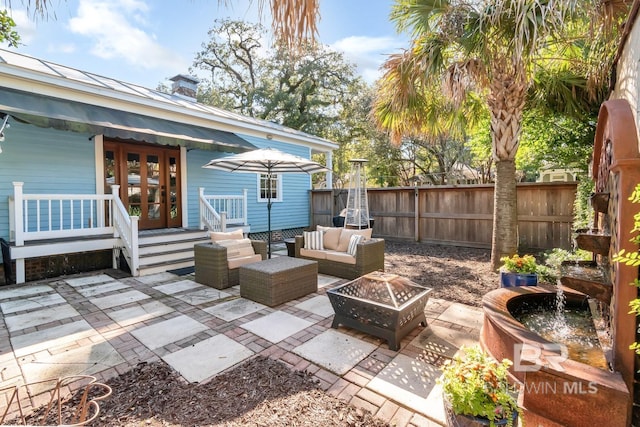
[[203, 147, 329, 257]]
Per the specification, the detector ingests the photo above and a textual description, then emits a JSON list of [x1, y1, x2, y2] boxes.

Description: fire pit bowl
[[327, 272, 432, 350]]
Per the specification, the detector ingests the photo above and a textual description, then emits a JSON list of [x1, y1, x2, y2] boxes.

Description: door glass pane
[[168, 156, 178, 219], [126, 153, 142, 217], [146, 154, 161, 220], [105, 150, 116, 190]]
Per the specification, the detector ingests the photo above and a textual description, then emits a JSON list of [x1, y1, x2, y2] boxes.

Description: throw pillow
[[336, 228, 372, 252], [347, 234, 364, 256], [303, 230, 324, 250], [317, 225, 342, 250], [216, 238, 255, 258]]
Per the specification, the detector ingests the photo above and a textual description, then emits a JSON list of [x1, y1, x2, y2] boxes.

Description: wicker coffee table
[[327, 272, 432, 350], [239, 257, 318, 307]]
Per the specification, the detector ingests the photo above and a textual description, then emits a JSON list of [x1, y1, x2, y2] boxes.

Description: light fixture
[[0, 114, 9, 142]]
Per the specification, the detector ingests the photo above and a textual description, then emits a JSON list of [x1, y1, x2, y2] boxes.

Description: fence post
[[130, 216, 139, 276], [414, 186, 419, 242]]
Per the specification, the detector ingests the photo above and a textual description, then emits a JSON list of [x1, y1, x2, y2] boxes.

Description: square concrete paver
[[366, 353, 445, 423], [242, 311, 313, 343], [1, 293, 66, 315], [411, 324, 479, 357], [11, 320, 95, 357], [294, 295, 335, 318], [4, 304, 80, 332], [90, 290, 151, 310], [65, 274, 115, 288], [20, 340, 125, 394], [135, 272, 180, 285], [162, 334, 253, 383], [438, 302, 483, 330], [131, 315, 209, 350], [75, 281, 130, 298], [0, 285, 54, 300], [107, 301, 174, 327], [204, 298, 267, 322], [174, 288, 230, 305], [153, 280, 203, 295], [293, 329, 377, 375]]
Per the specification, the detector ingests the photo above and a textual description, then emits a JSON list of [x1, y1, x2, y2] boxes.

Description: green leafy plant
[[499, 254, 539, 274], [539, 248, 592, 281], [612, 183, 640, 358], [439, 345, 518, 426]]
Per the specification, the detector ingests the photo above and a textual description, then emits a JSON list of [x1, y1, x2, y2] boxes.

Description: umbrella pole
[[267, 172, 272, 258]]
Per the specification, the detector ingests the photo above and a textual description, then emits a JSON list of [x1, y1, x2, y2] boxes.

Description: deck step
[[135, 229, 211, 276]]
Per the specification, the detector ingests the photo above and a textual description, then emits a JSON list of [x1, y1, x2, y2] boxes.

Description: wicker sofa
[[294, 226, 384, 279], [194, 230, 267, 289]]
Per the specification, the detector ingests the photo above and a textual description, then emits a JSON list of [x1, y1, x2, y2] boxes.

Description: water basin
[[509, 294, 609, 370]]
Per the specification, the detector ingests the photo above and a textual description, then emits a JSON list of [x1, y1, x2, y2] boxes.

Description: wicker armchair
[[194, 240, 267, 289], [294, 235, 384, 280]]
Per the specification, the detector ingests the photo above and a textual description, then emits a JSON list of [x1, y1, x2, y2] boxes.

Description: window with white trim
[[257, 173, 282, 202]]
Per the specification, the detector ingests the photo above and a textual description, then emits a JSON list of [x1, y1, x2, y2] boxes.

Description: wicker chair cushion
[[299, 248, 328, 259], [317, 226, 342, 250], [336, 228, 372, 252], [347, 234, 364, 256], [227, 254, 262, 269], [210, 229, 243, 242], [303, 231, 324, 250], [325, 250, 356, 265]]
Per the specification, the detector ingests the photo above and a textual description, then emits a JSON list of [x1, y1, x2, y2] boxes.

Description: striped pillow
[[303, 231, 324, 250], [347, 234, 364, 256]]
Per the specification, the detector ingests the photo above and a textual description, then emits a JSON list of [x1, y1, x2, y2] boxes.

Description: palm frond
[[265, 0, 320, 48]]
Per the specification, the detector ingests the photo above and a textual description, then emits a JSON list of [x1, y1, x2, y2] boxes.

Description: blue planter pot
[[500, 272, 538, 287]]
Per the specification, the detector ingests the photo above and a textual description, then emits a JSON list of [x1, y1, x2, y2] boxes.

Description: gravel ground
[[16, 243, 503, 427]]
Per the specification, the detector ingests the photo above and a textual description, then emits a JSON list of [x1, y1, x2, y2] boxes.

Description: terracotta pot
[[500, 272, 538, 287]]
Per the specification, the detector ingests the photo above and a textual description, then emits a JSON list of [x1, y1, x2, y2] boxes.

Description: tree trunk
[[487, 71, 526, 271], [491, 159, 518, 270]]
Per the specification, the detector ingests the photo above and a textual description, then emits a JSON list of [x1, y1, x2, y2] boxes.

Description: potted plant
[[439, 345, 519, 427], [499, 254, 538, 287]]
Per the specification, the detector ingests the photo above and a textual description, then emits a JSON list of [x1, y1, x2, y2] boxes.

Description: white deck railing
[[9, 182, 137, 282], [11, 182, 115, 244], [199, 188, 248, 232], [110, 185, 139, 275], [8, 183, 247, 283]]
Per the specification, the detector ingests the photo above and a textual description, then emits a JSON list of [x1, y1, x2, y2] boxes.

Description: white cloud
[[8, 9, 37, 45], [47, 43, 76, 54], [67, 0, 186, 71], [331, 35, 405, 84]]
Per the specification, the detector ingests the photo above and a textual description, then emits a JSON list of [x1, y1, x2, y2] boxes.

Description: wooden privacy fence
[[310, 182, 577, 251]]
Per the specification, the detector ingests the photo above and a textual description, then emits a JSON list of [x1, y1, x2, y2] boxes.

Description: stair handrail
[[199, 187, 227, 232], [111, 185, 139, 275]]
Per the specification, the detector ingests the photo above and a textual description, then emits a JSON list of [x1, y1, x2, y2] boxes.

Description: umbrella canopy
[[203, 147, 329, 175], [203, 147, 329, 257]]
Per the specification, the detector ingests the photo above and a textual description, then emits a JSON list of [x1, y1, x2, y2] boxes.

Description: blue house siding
[[0, 122, 97, 241], [186, 136, 314, 233]]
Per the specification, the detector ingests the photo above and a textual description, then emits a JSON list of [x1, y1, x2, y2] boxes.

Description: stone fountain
[[481, 99, 639, 426]]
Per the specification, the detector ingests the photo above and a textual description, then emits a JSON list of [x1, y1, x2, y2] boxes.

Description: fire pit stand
[[327, 272, 432, 350]]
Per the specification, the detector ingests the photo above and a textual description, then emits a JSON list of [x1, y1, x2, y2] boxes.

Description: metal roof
[[0, 49, 338, 151]]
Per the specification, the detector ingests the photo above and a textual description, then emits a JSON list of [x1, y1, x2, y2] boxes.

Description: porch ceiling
[[0, 87, 256, 153]]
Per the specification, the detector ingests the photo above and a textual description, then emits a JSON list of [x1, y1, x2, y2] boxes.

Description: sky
[[5, 0, 409, 90]]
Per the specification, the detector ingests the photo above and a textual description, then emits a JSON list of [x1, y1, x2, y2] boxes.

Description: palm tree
[[374, 0, 619, 269]]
